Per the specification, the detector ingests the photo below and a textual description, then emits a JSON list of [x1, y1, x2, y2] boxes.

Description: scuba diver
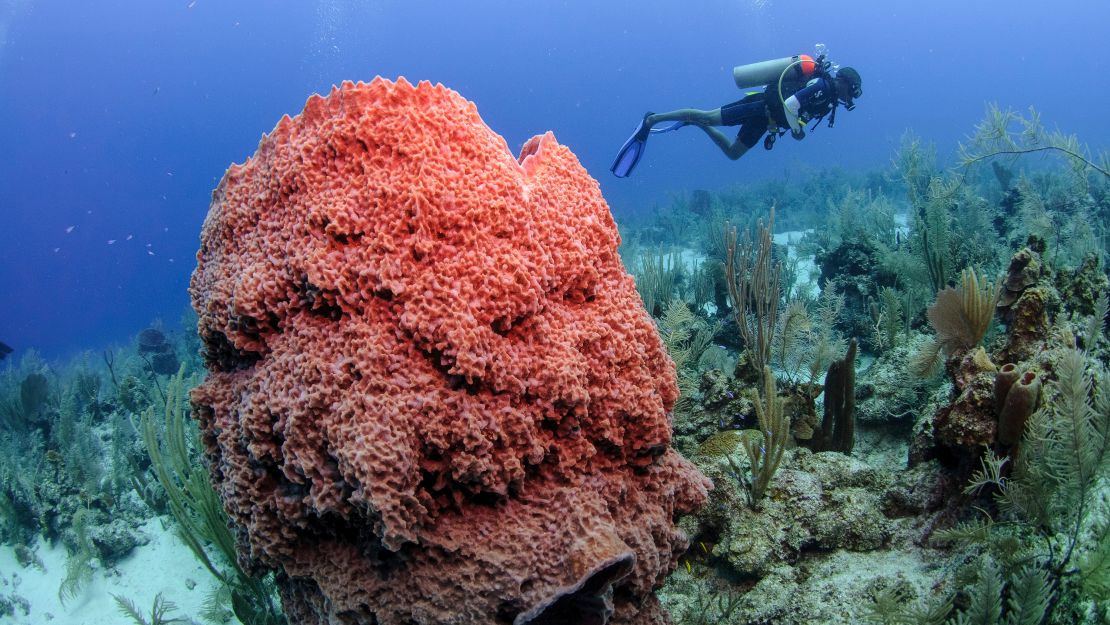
[[611, 47, 863, 177]]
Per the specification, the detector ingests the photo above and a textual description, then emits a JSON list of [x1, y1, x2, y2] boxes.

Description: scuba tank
[[732, 54, 818, 89], [732, 45, 839, 151]]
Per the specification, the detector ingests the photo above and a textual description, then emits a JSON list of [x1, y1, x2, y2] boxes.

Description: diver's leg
[[692, 114, 765, 161], [693, 124, 752, 160], [646, 108, 723, 127]]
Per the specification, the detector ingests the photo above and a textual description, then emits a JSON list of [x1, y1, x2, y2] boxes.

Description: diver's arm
[[782, 79, 826, 137], [783, 95, 804, 135]]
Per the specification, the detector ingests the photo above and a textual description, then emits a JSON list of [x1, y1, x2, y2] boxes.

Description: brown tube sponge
[[998, 370, 1041, 445], [993, 363, 1021, 415]]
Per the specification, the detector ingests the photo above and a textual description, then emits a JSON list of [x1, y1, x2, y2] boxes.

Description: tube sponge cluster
[[188, 78, 708, 625]]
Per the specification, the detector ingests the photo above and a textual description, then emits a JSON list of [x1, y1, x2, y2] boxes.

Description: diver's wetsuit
[[719, 77, 838, 148]]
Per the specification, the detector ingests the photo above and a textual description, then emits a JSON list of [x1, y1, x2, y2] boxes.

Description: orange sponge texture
[[189, 78, 707, 625]]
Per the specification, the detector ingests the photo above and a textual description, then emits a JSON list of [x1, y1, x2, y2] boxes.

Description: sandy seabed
[[0, 516, 241, 625]]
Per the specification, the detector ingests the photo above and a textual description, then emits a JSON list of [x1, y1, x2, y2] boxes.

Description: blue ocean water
[[0, 0, 1106, 357]]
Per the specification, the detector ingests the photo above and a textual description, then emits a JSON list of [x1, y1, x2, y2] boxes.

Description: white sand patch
[[797, 548, 950, 624], [775, 229, 819, 299], [677, 248, 706, 271], [666, 230, 823, 314], [0, 517, 242, 625]]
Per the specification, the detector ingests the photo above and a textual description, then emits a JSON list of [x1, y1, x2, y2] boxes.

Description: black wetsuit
[[719, 77, 838, 148]]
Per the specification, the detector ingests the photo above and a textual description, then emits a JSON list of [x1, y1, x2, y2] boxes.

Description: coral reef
[[661, 446, 962, 624], [856, 333, 932, 426], [995, 241, 1059, 364], [2, 95, 1105, 624], [627, 104, 1110, 624], [815, 240, 897, 345], [189, 78, 708, 625], [928, 346, 998, 455], [0, 319, 244, 616], [1059, 253, 1109, 318], [137, 328, 180, 376]]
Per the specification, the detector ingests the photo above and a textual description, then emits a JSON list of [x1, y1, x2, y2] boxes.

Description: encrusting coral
[[189, 78, 709, 625]]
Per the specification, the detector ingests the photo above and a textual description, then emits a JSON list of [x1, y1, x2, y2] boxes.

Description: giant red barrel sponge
[[189, 78, 709, 625]]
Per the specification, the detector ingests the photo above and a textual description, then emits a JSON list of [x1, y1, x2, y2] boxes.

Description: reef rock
[[997, 243, 1058, 364], [693, 449, 891, 580], [189, 78, 708, 625], [926, 347, 998, 461]]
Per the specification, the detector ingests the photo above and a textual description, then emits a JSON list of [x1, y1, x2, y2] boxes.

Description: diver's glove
[[784, 95, 806, 140]]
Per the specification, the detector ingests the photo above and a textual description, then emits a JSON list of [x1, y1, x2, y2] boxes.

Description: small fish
[[107, 239, 116, 245], [148, 250, 155, 256], [169, 258, 175, 263], [0, 342, 11, 361], [126, 234, 133, 241], [152, 86, 160, 96], [53, 247, 60, 253], [684, 560, 691, 574], [187, 0, 196, 8], [65, 225, 75, 233], [166, 171, 174, 177], [69, 131, 77, 139]]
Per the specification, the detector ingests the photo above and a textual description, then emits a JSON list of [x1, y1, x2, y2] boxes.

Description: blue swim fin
[[610, 117, 689, 178], [610, 117, 652, 178]]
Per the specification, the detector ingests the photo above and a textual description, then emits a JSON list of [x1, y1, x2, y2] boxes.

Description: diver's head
[[834, 66, 862, 109]]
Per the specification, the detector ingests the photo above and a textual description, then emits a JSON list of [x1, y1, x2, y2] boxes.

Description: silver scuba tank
[[732, 54, 817, 90]]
